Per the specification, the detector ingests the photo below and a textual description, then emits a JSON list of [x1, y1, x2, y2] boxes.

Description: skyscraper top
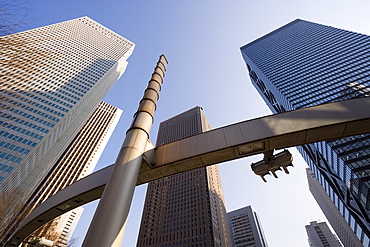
[[155, 106, 212, 146], [241, 19, 367, 51], [2, 16, 134, 61], [240, 19, 302, 49], [3, 16, 134, 53]]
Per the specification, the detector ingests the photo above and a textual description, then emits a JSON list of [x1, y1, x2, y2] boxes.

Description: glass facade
[[241, 19, 370, 245], [0, 17, 134, 195]]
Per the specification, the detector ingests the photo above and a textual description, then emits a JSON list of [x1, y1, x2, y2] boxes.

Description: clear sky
[[18, 0, 370, 246]]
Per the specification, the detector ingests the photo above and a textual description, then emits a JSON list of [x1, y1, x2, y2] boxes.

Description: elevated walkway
[[6, 97, 370, 246]]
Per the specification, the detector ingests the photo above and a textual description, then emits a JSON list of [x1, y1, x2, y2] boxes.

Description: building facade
[[306, 221, 342, 247], [227, 205, 268, 247], [2, 101, 122, 245], [306, 168, 362, 246], [241, 19, 370, 245], [0, 16, 134, 199], [52, 207, 84, 247], [137, 107, 232, 247]]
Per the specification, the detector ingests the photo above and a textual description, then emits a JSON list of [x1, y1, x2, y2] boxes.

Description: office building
[[52, 207, 84, 247], [0, 16, 134, 198], [227, 205, 268, 247], [137, 107, 232, 247], [306, 168, 362, 246], [241, 19, 370, 245], [306, 221, 342, 247], [2, 101, 122, 245], [28, 207, 84, 247]]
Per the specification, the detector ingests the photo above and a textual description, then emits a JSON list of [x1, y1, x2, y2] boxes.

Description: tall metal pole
[[82, 55, 168, 247]]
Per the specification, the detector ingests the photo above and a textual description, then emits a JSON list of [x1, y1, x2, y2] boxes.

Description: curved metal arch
[[6, 97, 370, 246]]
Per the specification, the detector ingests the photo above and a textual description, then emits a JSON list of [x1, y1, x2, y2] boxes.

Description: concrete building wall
[[305, 221, 342, 247], [3, 102, 122, 245], [227, 205, 268, 247], [137, 107, 232, 247]]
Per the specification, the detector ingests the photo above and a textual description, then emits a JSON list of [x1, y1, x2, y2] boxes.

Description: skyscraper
[[305, 221, 342, 247], [51, 207, 84, 247], [227, 205, 268, 247], [0, 17, 134, 199], [2, 101, 123, 245], [306, 168, 362, 246], [137, 107, 232, 247], [241, 19, 370, 245]]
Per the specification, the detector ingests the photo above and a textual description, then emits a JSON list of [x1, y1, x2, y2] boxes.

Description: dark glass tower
[[137, 107, 232, 247], [241, 19, 370, 246]]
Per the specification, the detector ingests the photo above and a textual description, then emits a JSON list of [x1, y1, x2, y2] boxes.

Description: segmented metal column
[[82, 55, 168, 247]]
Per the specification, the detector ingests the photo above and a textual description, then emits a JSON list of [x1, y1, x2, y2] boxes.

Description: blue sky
[[19, 0, 370, 246]]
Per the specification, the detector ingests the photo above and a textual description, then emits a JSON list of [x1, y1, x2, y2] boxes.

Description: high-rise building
[[227, 205, 268, 247], [306, 221, 342, 247], [52, 207, 84, 247], [241, 19, 370, 245], [306, 168, 362, 246], [25, 207, 84, 247], [2, 102, 123, 245], [0, 16, 134, 199], [137, 107, 232, 247]]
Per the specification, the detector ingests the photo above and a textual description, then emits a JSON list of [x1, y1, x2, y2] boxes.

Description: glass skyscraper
[[0, 17, 134, 198], [241, 19, 370, 246]]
